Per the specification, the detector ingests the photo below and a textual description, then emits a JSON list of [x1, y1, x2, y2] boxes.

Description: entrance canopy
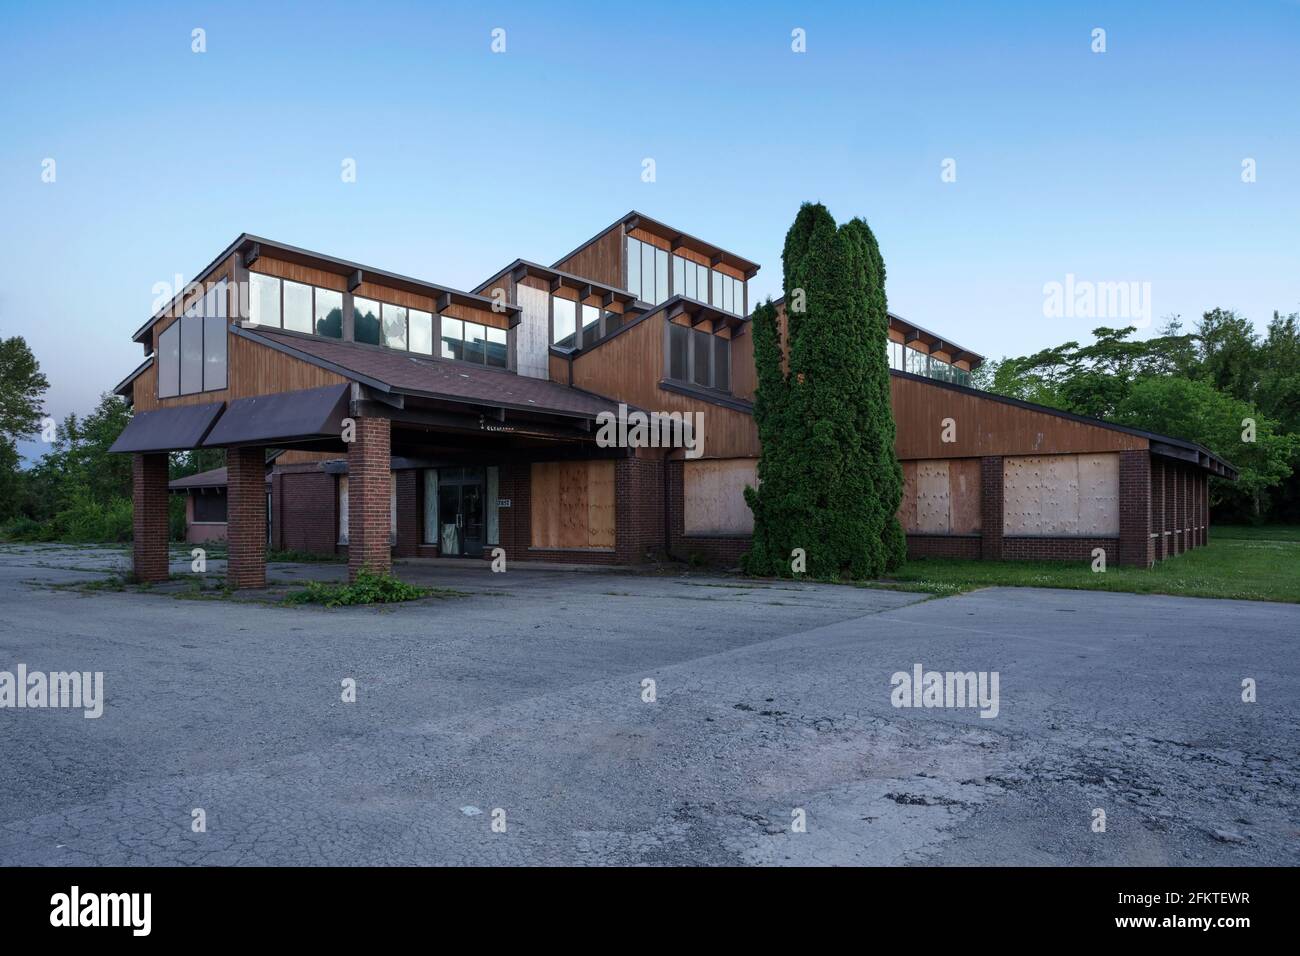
[[202, 384, 350, 448], [108, 400, 224, 454]]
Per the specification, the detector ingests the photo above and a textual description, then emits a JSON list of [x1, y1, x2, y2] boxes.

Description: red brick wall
[[665, 459, 751, 567], [1118, 449, 1153, 567], [394, 469, 418, 558], [131, 453, 170, 584], [906, 535, 982, 559], [1150, 456, 1165, 560], [347, 416, 392, 579], [226, 446, 267, 589], [617, 457, 665, 563], [274, 466, 338, 556], [980, 456, 1004, 561], [1001, 536, 1119, 563]]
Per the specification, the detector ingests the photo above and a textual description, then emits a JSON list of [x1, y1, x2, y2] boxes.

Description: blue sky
[[2, 0, 1297, 462]]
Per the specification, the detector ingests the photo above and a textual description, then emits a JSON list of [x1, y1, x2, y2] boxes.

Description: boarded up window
[[898, 460, 981, 534], [530, 461, 615, 550], [1003, 454, 1119, 536], [684, 459, 758, 535]]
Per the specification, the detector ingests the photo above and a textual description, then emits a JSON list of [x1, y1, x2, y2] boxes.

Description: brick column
[[1161, 463, 1172, 559], [616, 455, 665, 564], [980, 456, 1003, 561], [1175, 467, 1186, 555], [1118, 450, 1152, 568], [227, 446, 267, 589], [347, 416, 392, 580], [132, 453, 171, 584], [1149, 458, 1163, 562], [1196, 473, 1206, 546], [1197, 472, 1205, 547]]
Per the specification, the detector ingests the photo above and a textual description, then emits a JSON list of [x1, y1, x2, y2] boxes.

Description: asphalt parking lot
[[1, 543, 1296, 866]]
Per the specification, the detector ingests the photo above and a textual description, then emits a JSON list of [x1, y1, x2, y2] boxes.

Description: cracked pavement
[[0, 543, 1296, 866]]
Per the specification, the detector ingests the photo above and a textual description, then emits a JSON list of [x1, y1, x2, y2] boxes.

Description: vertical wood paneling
[[683, 458, 758, 534], [530, 460, 616, 549], [569, 315, 760, 458], [1003, 454, 1119, 536], [587, 460, 616, 547], [916, 461, 951, 533], [950, 459, 982, 533], [553, 227, 623, 288], [893, 375, 1148, 458]]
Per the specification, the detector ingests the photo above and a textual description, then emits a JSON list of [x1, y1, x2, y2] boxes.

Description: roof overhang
[[661, 295, 749, 333], [235, 326, 621, 425], [113, 356, 154, 404], [550, 210, 761, 280], [132, 234, 520, 346], [201, 384, 351, 448], [620, 212, 760, 279], [473, 259, 640, 310], [109, 401, 225, 454], [887, 312, 984, 369]]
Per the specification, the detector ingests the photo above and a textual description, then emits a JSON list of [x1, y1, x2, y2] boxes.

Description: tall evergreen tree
[[743, 204, 904, 579]]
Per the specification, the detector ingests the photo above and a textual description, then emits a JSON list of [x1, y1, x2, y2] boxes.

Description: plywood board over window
[[1003, 453, 1119, 536], [531, 461, 615, 550], [684, 459, 758, 535], [898, 459, 982, 534]]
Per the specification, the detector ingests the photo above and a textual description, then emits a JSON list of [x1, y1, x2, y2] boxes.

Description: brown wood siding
[[628, 226, 746, 282], [134, 333, 347, 411], [627, 227, 669, 251], [569, 315, 760, 458], [891, 375, 1148, 459], [249, 257, 347, 292], [150, 255, 236, 351], [554, 226, 622, 288], [730, 330, 756, 400], [530, 460, 615, 549], [548, 353, 570, 385]]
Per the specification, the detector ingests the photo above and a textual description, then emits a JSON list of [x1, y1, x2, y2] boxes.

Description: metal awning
[[201, 384, 350, 448], [108, 401, 225, 454]]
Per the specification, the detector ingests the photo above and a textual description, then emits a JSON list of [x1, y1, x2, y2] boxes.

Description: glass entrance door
[[433, 467, 486, 557], [460, 477, 484, 557]]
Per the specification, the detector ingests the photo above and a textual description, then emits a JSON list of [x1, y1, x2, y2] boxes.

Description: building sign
[[497, 498, 512, 509]]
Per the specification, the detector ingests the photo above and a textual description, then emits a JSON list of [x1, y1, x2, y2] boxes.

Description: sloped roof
[[237, 327, 621, 420]]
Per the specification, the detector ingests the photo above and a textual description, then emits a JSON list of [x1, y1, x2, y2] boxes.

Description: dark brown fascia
[[132, 233, 520, 346], [550, 210, 761, 280], [888, 311, 984, 368], [620, 211, 761, 278], [660, 295, 748, 333], [472, 258, 637, 307], [113, 355, 154, 402]]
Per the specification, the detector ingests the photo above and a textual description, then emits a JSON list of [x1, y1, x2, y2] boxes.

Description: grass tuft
[[281, 570, 455, 608], [873, 524, 1300, 603]]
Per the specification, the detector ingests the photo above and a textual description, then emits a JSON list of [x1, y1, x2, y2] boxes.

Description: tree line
[[972, 309, 1300, 522], [0, 336, 215, 541]]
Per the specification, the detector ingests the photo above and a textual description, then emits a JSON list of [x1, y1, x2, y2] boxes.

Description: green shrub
[[169, 495, 188, 541], [2, 515, 53, 542], [53, 496, 134, 543], [282, 570, 431, 608]]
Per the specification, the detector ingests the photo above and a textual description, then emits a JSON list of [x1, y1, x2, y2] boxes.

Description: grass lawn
[[876, 525, 1300, 604]]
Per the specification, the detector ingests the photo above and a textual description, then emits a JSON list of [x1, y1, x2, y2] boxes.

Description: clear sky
[[2, 0, 1297, 462]]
